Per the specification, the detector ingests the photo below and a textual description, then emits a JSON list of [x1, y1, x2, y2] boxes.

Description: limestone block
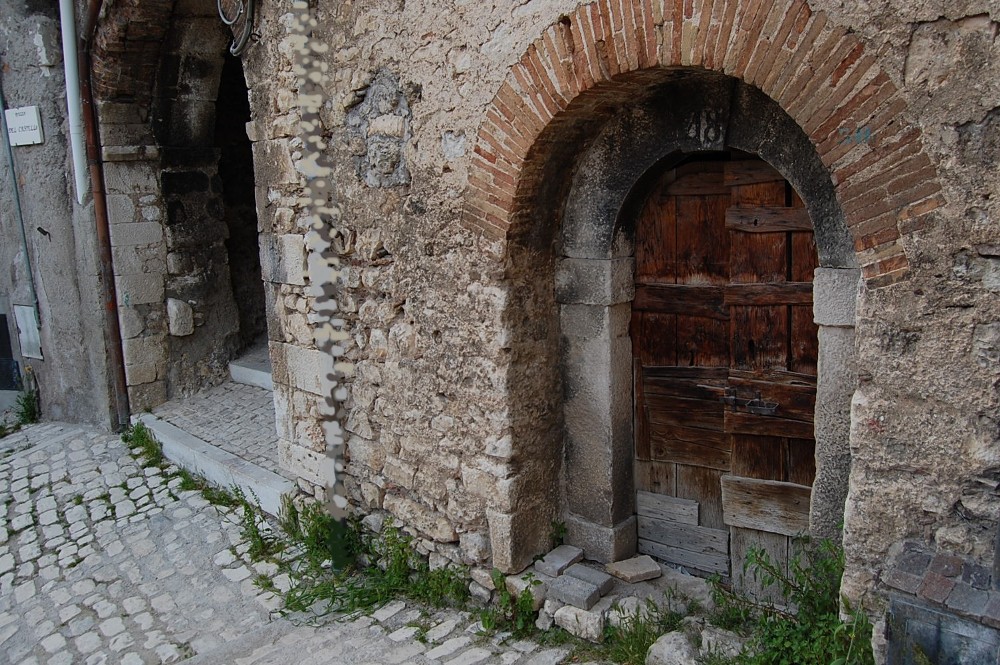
[[555, 258, 634, 306], [606, 555, 662, 583], [109, 222, 163, 248], [459, 531, 490, 563], [488, 506, 555, 574], [347, 435, 385, 473], [277, 439, 327, 487], [103, 162, 159, 195], [565, 563, 615, 595], [534, 545, 584, 577], [118, 307, 144, 339], [560, 303, 631, 340], [813, 268, 860, 327], [564, 514, 637, 564], [547, 575, 600, 610], [646, 631, 697, 665], [260, 234, 306, 286], [166, 299, 194, 336], [122, 335, 166, 367], [383, 494, 457, 542], [553, 604, 605, 642], [124, 362, 158, 386], [106, 194, 136, 225]]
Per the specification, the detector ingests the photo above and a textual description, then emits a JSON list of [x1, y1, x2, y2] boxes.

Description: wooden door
[[631, 154, 818, 593]]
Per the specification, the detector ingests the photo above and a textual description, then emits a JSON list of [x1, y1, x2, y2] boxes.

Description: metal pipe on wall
[[80, 0, 131, 429], [59, 0, 88, 205]]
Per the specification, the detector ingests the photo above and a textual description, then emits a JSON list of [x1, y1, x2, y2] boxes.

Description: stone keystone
[[605, 555, 662, 583], [534, 544, 584, 577], [547, 574, 600, 610], [564, 563, 615, 596]]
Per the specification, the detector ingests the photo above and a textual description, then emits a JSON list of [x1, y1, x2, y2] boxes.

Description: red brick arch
[[464, 0, 944, 285]]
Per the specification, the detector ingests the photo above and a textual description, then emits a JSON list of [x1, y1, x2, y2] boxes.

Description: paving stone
[[534, 545, 584, 578], [547, 575, 600, 610], [605, 555, 662, 583], [564, 564, 614, 596], [523, 649, 571, 665], [427, 635, 473, 659]]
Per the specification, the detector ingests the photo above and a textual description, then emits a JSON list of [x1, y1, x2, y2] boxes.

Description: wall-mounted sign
[[5, 106, 43, 146]]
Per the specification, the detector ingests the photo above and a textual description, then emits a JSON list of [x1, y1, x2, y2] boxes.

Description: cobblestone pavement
[[0, 423, 596, 665], [150, 382, 283, 476]]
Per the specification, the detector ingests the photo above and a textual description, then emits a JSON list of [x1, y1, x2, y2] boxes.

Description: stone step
[[134, 412, 293, 517], [228, 343, 272, 391]]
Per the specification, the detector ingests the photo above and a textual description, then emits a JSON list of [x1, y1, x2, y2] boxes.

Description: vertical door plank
[[635, 459, 676, 496], [677, 465, 725, 530], [731, 434, 786, 481], [635, 172, 677, 284], [785, 438, 817, 486], [676, 194, 730, 284], [731, 526, 789, 605]]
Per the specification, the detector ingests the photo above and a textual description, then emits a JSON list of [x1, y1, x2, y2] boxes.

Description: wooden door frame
[[555, 74, 860, 563]]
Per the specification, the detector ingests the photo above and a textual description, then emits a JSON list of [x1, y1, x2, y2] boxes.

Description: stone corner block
[[565, 514, 637, 564], [813, 268, 860, 327], [555, 258, 634, 306], [534, 544, 584, 577]]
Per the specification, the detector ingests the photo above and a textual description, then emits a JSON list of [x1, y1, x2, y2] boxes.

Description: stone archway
[[469, 0, 946, 575]]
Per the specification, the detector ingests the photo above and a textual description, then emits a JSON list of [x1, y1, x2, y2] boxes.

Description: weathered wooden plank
[[677, 194, 730, 282], [721, 476, 812, 536], [645, 367, 729, 381], [785, 438, 817, 487], [639, 538, 730, 576], [728, 368, 816, 386], [646, 398, 723, 432], [676, 314, 730, 367], [636, 491, 699, 525], [727, 372, 816, 423], [634, 459, 676, 495], [730, 526, 788, 604], [666, 166, 728, 195], [635, 180, 677, 282], [726, 206, 813, 233], [633, 311, 678, 366], [725, 411, 815, 439], [724, 282, 813, 306], [731, 434, 785, 481], [643, 374, 727, 401], [724, 160, 784, 187], [677, 465, 725, 530], [638, 514, 728, 554], [649, 430, 732, 470], [634, 284, 728, 320]]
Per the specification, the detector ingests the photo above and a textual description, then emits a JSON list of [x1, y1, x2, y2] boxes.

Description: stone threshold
[[134, 412, 293, 517]]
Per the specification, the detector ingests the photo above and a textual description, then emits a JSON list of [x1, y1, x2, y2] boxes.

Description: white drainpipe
[[59, 0, 88, 204]]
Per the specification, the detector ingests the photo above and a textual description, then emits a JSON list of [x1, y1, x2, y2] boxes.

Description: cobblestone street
[[0, 423, 588, 665]]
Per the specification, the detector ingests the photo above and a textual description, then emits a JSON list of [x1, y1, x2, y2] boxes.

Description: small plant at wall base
[[480, 569, 539, 637], [604, 599, 683, 665], [709, 539, 875, 665], [15, 388, 39, 425], [120, 422, 163, 467]]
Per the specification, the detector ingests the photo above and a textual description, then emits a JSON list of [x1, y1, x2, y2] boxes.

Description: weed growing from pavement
[[480, 569, 539, 637], [707, 539, 874, 665], [120, 422, 163, 468], [603, 599, 683, 665]]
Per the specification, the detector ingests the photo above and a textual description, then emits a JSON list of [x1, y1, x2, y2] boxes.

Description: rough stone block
[[122, 335, 166, 367], [555, 258, 634, 306], [564, 515, 637, 564], [277, 438, 327, 487], [547, 575, 600, 610], [812, 268, 859, 327], [946, 583, 990, 616], [166, 298, 194, 336], [646, 631, 697, 665], [534, 545, 584, 577], [564, 563, 614, 595], [505, 571, 552, 611], [553, 604, 604, 642], [918, 572, 956, 604], [106, 194, 136, 225], [606, 555, 662, 583], [261, 234, 306, 286], [384, 494, 456, 543]]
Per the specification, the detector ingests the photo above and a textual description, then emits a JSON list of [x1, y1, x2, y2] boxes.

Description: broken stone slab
[[534, 544, 584, 577], [646, 630, 698, 665], [547, 574, 601, 610], [651, 566, 714, 612], [606, 555, 662, 583], [505, 570, 553, 610], [554, 604, 605, 642], [564, 563, 615, 596]]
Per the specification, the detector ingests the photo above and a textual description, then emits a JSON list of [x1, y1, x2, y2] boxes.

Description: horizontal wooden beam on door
[[721, 475, 812, 537], [726, 206, 813, 233]]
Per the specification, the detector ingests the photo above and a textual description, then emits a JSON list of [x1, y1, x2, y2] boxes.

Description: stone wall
[[75, 0, 1000, 657], [245, 0, 999, 639], [0, 1, 113, 425]]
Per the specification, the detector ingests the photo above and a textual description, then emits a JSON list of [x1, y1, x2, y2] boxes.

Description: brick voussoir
[[786, 30, 856, 117]]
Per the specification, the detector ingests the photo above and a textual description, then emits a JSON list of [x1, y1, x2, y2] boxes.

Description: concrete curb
[[134, 412, 293, 517]]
